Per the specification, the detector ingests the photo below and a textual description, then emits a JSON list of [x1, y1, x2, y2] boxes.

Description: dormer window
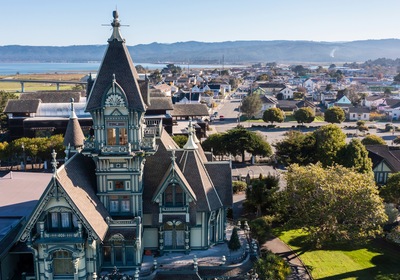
[[164, 183, 184, 207], [48, 212, 78, 232]]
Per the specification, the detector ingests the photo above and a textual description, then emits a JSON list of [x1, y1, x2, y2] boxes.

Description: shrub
[[385, 203, 399, 224], [386, 225, 400, 244], [249, 215, 275, 243], [357, 120, 366, 127], [232, 180, 247, 193], [254, 249, 291, 280]]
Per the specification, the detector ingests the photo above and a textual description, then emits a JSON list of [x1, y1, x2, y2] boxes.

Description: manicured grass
[[273, 229, 400, 280]]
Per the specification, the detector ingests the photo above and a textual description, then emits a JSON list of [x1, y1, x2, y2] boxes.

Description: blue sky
[[2, 0, 400, 46]]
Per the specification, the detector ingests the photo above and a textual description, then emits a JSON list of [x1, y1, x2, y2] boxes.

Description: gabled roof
[[384, 98, 400, 107], [86, 13, 145, 112], [19, 91, 81, 103], [204, 162, 233, 207], [176, 150, 223, 211], [171, 104, 209, 117], [143, 130, 180, 214], [349, 107, 370, 113], [19, 154, 109, 242], [296, 100, 316, 108], [152, 162, 197, 203], [276, 100, 298, 110], [257, 82, 285, 89], [56, 153, 109, 240], [260, 95, 278, 104], [4, 99, 40, 113], [366, 145, 400, 172], [365, 95, 384, 101], [147, 97, 174, 111]]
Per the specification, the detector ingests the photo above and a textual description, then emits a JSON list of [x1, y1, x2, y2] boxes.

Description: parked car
[[219, 115, 225, 121]]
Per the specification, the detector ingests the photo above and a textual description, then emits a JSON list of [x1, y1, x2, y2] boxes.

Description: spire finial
[[183, 121, 198, 150], [108, 10, 125, 42], [171, 150, 176, 163], [51, 149, 58, 175], [69, 98, 77, 119]]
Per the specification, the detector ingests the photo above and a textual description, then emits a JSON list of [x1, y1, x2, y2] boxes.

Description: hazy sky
[[2, 0, 400, 46]]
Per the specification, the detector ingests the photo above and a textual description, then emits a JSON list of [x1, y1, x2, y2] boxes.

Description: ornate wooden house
[[17, 11, 232, 279]]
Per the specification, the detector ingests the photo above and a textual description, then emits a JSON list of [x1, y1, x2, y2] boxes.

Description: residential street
[[211, 94, 399, 146]]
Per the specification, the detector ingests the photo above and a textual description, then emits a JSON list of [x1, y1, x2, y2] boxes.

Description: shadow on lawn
[[288, 236, 400, 280]]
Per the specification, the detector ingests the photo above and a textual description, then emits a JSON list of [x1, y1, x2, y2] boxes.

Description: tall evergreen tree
[[228, 227, 241, 251]]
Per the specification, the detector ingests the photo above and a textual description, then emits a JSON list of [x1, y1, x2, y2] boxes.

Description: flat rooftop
[[0, 171, 51, 217]]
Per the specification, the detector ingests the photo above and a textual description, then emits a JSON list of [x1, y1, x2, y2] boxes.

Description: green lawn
[[273, 229, 400, 280]]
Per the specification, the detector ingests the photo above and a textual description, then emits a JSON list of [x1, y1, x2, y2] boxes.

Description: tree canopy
[[262, 108, 284, 125], [324, 106, 346, 123], [336, 138, 372, 173], [380, 172, 400, 206], [245, 174, 280, 217], [285, 164, 387, 247], [313, 124, 346, 166], [274, 125, 359, 168], [0, 91, 18, 131], [224, 126, 272, 162], [240, 94, 262, 119], [274, 130, 316, 166], [0, 135, 65, 169], [201, 126, 272, 162], [163, 63, 182, 75], [361, 134, 386, 145], [201, 133, 227, 159], [293, 107, 315, 125]]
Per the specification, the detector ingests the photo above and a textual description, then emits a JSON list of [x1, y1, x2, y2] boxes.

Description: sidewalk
[[233, 193, 312, 279]]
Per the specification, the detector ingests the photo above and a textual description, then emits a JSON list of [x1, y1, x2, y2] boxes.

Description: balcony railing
[[43, 230, 82, 239]]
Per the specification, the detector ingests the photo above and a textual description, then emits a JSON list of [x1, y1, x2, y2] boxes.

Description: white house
[[278, 86, 294, 100], [348, 107, 370, 121], [363, 94, 385, 110]]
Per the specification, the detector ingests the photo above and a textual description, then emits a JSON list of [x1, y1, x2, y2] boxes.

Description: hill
[[1, 39, 400, 63]]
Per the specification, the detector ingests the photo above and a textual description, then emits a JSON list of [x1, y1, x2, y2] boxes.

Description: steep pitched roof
[[204, 162, 233, 208], [152, 162, 197, 203], [260, 95, 278, 104], [63, 102, 85, 148], [4, 99, 40, 113], [366, 145, 400, 172], [143, 130, 180, 214], [57, 153, 109, 240], [86, 13, 146, 112], [176, 150, 223, 211]]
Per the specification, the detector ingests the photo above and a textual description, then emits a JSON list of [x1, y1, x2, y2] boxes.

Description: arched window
[[47, 212, 78, 232], [53, 250, 74, 275], [164, 183, 184, 207]]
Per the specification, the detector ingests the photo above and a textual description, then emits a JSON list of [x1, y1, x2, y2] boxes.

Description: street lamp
[[21, 143, 26, 171], [246, 170, 254, 185]]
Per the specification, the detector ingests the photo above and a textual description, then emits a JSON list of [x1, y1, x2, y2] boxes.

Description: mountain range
[[1, 39, 400, 64]]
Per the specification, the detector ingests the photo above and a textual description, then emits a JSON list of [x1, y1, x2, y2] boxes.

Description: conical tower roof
[[64, 98, 85, 148], [86, 11, 146, 112]]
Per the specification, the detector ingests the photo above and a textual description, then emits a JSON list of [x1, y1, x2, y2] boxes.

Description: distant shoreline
[[0, 62, 245, 75]]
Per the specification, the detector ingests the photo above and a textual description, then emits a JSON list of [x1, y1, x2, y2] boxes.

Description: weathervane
[[102, 10, 129, 30]]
